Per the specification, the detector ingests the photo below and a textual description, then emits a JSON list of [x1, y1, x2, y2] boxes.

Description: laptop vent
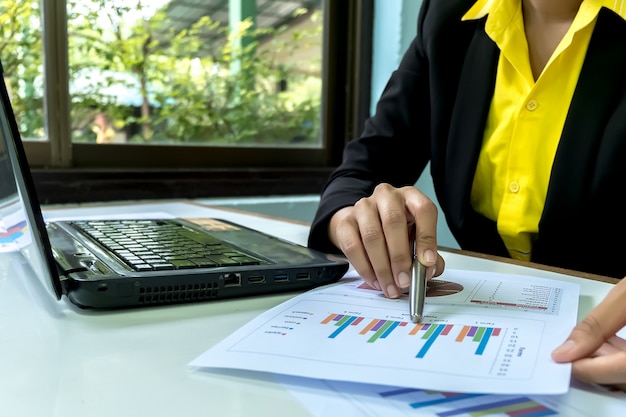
[[137, 283, 219, 305]]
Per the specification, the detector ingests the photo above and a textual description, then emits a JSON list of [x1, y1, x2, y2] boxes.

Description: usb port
[[248, 275, 266, 284], [274, 274, 289, 283], [296, 272, 310, 281]]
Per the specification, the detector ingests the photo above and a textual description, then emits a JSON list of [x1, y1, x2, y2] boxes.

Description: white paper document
[[189, 269, 580, 394], [275, 375, 626, 417]]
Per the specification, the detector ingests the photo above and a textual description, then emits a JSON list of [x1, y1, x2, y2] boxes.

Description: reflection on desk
[[1, 200, 623, 417]]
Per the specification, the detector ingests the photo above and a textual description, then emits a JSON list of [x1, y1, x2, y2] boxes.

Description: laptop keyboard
[[70, 220, 264, 271]]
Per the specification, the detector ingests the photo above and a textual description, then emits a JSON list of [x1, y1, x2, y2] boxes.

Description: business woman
[[308, 0, 626, 388]]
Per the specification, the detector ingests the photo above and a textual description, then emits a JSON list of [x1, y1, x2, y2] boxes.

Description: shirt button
[[526, 100, 538, 111], [509, 181, 520, 193]]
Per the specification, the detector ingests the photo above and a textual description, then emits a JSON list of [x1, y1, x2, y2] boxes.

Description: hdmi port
[[248, 275, 266, 284]]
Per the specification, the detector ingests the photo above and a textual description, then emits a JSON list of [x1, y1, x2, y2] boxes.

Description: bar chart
[[225, 296, 543, 385], [283, 378, 593, 417], [379, 388, 558, 416], [322, 313, 503, 357], [192, 269, 580, 394], [0, 219, 28, 251]]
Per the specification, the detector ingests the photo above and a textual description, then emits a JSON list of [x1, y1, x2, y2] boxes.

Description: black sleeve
[[307, 0, 435, 254]]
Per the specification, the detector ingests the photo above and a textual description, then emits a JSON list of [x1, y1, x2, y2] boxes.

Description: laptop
[[0, 63, 349, 309]]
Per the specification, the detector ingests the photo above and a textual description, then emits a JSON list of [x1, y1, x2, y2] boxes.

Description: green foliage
[[147, 14, 321, 145], [1, 0, 323, 145], [0, 0, 321, 146], [0, 0, 44, 138]]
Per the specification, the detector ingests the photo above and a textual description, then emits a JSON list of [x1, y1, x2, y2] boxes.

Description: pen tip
[[410, 314, 421, 324]]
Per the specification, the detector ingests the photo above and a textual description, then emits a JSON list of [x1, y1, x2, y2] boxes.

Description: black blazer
[[309, 0, 626, 278]]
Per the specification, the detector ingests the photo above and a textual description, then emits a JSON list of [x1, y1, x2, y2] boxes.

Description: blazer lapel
[[542, 9, 626, 221], [443, 18, 499, 228]]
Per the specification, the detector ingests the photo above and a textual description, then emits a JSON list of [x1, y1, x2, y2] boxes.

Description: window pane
[[0, 0, 45, 141], [67, 0, 323, 147]]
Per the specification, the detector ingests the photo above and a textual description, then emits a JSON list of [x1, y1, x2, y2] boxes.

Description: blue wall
[[371, 1, 420, 113], [371, 0, 459, 249]]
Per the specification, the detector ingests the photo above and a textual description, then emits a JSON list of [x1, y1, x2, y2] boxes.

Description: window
[[1, 0, 371, 202], [68, 1, 323, 146]]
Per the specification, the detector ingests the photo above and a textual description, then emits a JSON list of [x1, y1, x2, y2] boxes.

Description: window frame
[[25, 0, 372, 203]]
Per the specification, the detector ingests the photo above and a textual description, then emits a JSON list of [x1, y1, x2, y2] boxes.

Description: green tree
[[0, 0, 44, 138], [2, 0, 322, 145]]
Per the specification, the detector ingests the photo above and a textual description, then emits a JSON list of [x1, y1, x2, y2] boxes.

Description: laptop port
[[274, 274, 289, 283], [295, 272, 310, 281], [224, 273, 242, 287], [248, 275, 266, 284]]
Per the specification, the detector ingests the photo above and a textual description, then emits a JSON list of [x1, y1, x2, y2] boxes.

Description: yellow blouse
[[462, 0, 624, 260]]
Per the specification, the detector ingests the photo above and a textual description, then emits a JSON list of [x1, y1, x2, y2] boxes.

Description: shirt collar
[[462, 0, 626, 21]]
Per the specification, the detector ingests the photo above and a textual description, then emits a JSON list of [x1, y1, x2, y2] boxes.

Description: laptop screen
[[0, 65, 63, 300]]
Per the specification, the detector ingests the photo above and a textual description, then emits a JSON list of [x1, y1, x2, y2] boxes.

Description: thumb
[[553, 278, 626, 363], [551, 314, 607, 363]]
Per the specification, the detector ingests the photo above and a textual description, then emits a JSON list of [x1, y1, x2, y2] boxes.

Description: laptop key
[[207, 255, 239, 266], [133, 264, 153, 272], [151, 263, 175, 270], [231, 255, 262, 265], [170, 260, 198, 269], [189, 258, 218, 267]]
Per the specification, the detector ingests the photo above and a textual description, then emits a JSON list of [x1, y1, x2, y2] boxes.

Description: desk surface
[[1, 200, 623, 416]]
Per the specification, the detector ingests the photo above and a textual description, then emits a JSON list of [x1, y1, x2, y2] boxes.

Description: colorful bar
[[378, 387, 420, 397], [335, 315, 351, 326], [416, 324, 445, 358], [380, 320, 402, 339], [456, 325, 471, 342], [378, 388, 481, 403], [421, 323, 436, 338], [360, 319, 379, 334], [328, 316, 357, 338], [371, 319, 386, 331], [471, 399, 555, 417], [508, 404, 555, 416], [409, 393, 484, 408], [441, 324, 454, 335], [436, 397, 556, 417], [472, 327, 485, 342], [352, 317, 364, 326], [368, 320, 394, 343], [475, 327, 493, 355], [0, 220, 27, 243], [320, 313, 336, 324], [410, 323, 425, 335]]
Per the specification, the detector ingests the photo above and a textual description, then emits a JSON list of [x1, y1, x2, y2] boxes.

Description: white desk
[[0, 200, 622, 416]]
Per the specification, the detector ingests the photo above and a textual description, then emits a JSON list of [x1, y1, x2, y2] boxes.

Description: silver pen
[[409, 256, 427, 323]]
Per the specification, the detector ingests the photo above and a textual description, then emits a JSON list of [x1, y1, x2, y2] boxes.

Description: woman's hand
[[552, 278, 626, 390], [328, 183, 445, 298]]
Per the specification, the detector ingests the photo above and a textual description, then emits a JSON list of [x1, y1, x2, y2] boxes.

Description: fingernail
[[424, 250, 436, 264], [553, 339, 575, 354], [371, 280, 381, 291], [386, 284, 399, 298], [398, 272, 410, 288]]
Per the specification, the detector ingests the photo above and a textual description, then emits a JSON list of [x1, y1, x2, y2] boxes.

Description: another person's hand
[[552, 278, 626, 390], [328, 183, 445, 298]]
